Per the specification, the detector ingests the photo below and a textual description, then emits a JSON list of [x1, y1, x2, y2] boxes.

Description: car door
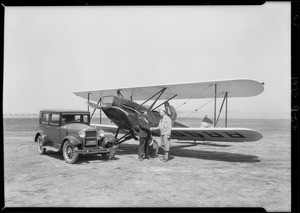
[[48, 113, 61, 149], [40, 112, 50, 136]]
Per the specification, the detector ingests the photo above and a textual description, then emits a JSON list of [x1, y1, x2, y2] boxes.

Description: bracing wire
[[175, 99, 191, 110], [183, 91, 225, 119], [183, 99, 214, 118], [175, 84, 213, 110]]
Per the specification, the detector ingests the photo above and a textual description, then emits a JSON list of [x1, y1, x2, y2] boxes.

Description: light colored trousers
[[160, 134, 171, 151]]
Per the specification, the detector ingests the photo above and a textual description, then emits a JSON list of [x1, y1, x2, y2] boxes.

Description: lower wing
[[91, 124, 263, 142], [91, 124, 119, 134], [171, 127, 263, 142]]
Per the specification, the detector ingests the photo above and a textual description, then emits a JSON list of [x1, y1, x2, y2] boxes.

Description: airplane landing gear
[[148, 139, 159, 157], [99, 134, 118, 160]]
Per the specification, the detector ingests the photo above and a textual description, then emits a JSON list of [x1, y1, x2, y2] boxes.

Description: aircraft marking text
[[172, 131, 246, 139]]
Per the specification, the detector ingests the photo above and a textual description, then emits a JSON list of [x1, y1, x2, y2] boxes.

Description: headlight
[[78, 130, 86, 138], [98, 130, 105, 138]]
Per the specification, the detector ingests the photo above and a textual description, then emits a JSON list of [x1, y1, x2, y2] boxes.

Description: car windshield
[[61, 114, 89, 125]]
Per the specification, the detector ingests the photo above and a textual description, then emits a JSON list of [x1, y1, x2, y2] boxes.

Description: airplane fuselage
[[101, 96, 163, 135]]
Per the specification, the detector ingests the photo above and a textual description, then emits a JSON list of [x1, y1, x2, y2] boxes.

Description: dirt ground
[[3, 121, 291, 211]]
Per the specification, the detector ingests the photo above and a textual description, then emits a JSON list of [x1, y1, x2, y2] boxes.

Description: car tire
[[101, 145, 118, 160], [63, 141, 79, 164], [37, 135, 46, 155]]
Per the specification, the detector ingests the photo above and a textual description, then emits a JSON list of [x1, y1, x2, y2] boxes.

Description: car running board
[[44, 146, 60, 152]]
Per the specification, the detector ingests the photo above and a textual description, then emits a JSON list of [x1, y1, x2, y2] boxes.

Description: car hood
[[61, 123, 96, 132]]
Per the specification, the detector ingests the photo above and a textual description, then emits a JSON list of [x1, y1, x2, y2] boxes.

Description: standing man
[[136, 110, 151, 161], [151, 109, 172, 162], [164, 101, 177, 125]]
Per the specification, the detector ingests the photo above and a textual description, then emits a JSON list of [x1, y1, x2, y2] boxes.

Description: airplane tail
[[200, 116, 213, 128]]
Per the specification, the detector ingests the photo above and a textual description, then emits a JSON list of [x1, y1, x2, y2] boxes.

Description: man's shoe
[[163, 158, 168, 162], [144, 155, 151, 159]]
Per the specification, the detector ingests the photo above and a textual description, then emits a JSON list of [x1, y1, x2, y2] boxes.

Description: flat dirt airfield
[[3, 118, 291, 211]]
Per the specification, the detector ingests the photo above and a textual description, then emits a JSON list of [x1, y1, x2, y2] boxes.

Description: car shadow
[[76, 155, 121, 164], [44, 151, 64, 160], [116, 143, 260, 163], [44, 150, 120, 164]]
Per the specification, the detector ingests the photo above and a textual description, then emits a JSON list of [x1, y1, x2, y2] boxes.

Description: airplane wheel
[[148, 139, 159, 157], [100, 135, 118, 160], [101, 145, 118, 160], [37, 135, 46, 155], [63, 141, 79, 164]]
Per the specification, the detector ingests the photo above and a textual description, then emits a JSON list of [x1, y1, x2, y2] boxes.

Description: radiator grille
[[85, 130, 97, 138]]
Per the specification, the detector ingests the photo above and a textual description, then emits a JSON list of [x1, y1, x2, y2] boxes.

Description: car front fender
[[63, 135, 82, 147]]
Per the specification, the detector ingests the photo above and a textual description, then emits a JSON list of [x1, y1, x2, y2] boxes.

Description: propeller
[[87, 101, 103, 109]]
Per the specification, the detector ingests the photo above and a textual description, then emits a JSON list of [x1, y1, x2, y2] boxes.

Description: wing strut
[[152, 94, 178, 111], [215, 92, 227, 126], [113, 128, 139, 145], [225, 92, 228, 127], [148, 88, 167, 110], [87, 92, 90, 111], [90, 98, 102, 119], [117, 90, 124, 98], [214, 84, 217, 127], [140, 88, 166, 107]]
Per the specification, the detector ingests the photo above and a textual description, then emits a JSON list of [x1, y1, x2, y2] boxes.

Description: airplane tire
[[37, 135, 46, 155], [101, 145, 118, 160], [63, 141, 79, 164], [148, 139, 159, 157]]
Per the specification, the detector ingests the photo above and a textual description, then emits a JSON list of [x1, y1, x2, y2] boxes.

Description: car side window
[[41, 113, 49, 124], [50, 114, 60, 126], [83, 115, 89, 123], [74, 115, 81, 122]]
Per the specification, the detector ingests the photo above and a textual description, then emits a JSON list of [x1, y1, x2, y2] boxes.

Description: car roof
[[40, 109, 90, 114]]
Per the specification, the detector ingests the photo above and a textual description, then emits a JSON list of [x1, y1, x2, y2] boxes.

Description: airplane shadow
[[43, 142, 260, 163], [117, 143, 260, 163], [177, 141, 232, 147]]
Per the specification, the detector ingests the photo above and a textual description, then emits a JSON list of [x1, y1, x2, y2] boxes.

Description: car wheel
[[101, 145, 118, 160], [37, 135, 46, 155], [63, 141, 79, 164]]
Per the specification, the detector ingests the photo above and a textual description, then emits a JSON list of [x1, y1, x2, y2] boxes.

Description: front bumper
[[75, 147, 112, 155]]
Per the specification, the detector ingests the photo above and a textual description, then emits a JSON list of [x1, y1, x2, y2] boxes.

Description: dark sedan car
[[34, 109, 117, 164]]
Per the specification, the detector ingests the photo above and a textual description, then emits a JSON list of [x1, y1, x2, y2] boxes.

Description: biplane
[[73, 79, 264, 155]]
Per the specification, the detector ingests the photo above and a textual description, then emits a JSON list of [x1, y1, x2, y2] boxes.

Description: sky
[[3, 2, 291, 119]]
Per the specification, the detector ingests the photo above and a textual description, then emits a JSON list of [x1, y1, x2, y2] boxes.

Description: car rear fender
[[34, 130, 49, 145]]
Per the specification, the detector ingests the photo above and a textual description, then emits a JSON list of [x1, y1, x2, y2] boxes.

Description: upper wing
[[74, 79, 264, 102], [170, 127, 263, 142]]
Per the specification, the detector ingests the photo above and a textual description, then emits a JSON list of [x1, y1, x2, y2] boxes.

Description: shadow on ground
[[117, 143, 260, 163], [43, 142, 260, 163], [44, 151, 121, 164], [178, 141, 232, 147]]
